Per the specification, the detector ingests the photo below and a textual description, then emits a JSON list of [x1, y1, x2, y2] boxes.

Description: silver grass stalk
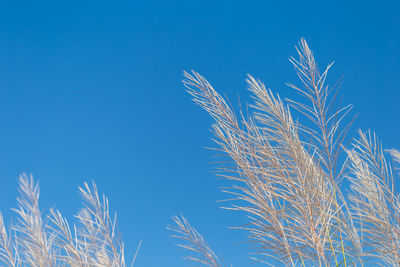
[[76, 182, 126, 267], [13, 174, 54, 267], [178, 38, 366, 266], [0, 212, 18, 267], [183, 69, 337, 265], [346, 131, 400, 265], [168, 215, 222, 267], [48, 208, 91, 266]]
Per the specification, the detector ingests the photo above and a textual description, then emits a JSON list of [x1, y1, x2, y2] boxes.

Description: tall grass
[[170, 39, 400, 266], [0, 174, 138, 267], [0, 38, 398, 266]]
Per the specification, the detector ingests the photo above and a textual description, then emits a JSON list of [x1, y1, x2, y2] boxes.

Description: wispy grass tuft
[[0, 174, 137, 267]]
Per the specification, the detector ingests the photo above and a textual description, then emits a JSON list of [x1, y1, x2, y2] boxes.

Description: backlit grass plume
[[0, 174, 137, 267], [170, 38, 399, 266]]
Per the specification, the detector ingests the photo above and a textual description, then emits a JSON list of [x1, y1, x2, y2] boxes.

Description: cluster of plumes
[[0, 174, 136, 267], [169, 39, 400, 266]]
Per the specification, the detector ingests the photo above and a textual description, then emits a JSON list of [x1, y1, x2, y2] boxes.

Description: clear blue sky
[[0, 1, 399, 266]]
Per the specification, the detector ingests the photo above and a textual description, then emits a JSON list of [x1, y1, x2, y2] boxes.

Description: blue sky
[[0, 1, 399, 266]]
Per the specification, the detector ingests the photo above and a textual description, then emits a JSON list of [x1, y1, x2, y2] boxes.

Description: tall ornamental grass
[[0, 39, 398, 266], [170, 39, 400, 266]]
